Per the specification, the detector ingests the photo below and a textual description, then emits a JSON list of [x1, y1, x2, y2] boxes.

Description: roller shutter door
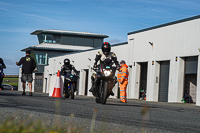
[[185, 57, 198, 74], [158, 61, 170, 102], [34, 73, 43, 92], [184, 56, 198, 103]]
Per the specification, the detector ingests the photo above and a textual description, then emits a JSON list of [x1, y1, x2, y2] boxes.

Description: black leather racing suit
[[60, 64, 78, 91]]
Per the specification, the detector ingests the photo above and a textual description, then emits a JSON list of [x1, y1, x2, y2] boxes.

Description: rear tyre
[[101, 81, 108, 104], [71, 84, 75, 99]]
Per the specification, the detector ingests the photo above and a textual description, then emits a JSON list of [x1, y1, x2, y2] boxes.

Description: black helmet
[[101, 42, 111, 55], [64, 58, 70, 65]]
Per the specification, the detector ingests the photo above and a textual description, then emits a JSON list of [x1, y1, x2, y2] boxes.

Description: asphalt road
[[0, 90, 200, 133]]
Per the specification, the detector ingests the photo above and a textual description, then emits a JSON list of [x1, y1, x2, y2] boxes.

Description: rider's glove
[[116, 64, 120, 70]]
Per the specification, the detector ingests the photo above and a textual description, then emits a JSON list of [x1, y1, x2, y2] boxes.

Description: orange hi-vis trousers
[[120, 81, 128, 103]]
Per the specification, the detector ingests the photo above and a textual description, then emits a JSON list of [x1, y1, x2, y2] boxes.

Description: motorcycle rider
[[0, 58, 6, 90], [60, 58, 78, 96], [61, 58, 78, 76], [89, 42, 119, 96]]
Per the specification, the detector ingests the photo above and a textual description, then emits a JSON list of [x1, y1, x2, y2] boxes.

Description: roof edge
[[31, 30, 109, 38], [21, 46, 88, 52], [112, 42, 128, 47]]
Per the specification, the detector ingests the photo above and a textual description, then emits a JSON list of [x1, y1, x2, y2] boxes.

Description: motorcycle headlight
[[104, 70, 111, 77]]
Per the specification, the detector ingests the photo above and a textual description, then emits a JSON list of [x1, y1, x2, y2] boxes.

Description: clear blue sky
[[0, 0, 200, 75]]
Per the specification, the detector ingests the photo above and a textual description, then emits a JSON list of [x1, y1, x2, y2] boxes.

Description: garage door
[[34, 73, 43, 92], [139, 62, 148, 100], [185, 56, 198, 74], [184, 56, 198, 103], [184, 74, 197, 103], [158, 61, 170, 102]]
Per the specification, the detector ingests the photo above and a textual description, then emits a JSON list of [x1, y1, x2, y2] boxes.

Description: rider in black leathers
[[89, 42, 119, 96], [0, 58, 6, 89], [61, 58, 78, 76], [60, 58, 78, 93]]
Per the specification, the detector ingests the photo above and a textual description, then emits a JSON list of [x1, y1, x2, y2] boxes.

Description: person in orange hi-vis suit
[[117, 60, 129, 103]]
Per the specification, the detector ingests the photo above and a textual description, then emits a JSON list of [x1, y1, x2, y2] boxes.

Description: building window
[[45, 35, 53, 43], [38, 34, 58, 44], [36, 53, 48, 65]]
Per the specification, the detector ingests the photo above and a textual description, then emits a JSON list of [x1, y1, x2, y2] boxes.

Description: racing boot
[[89, 83, 97, 96], [89, 82, 95, 92], [89, 87, 94, 92], [115, 77, 118, 84], [89, 77, 95, 92], [110, 91, 114, 96], [64, 90, 70, 98], [110, 80, 115, 96]]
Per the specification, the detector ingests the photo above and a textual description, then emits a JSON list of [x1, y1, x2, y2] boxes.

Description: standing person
[[0, 58, 6, 90], [16, 50, 36, 96], [117, 60, 129, 103]]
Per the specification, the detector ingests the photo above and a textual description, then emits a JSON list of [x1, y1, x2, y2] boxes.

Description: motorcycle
[[63, 74, 79, 99], [92, 58, 117, 104], [182, 90, 193, 103]]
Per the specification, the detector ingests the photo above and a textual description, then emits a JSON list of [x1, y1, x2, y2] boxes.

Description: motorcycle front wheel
[[70, 83, 75, 99], [101, 81, 108, 104]]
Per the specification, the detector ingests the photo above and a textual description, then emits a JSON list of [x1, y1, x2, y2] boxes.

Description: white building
[[43, 15, 200, 106]]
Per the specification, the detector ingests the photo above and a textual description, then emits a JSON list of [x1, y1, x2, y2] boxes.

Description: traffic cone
[[11, 87, 13, 91], [52, 70, 61, 98]]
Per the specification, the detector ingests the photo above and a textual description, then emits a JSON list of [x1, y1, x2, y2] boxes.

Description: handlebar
[[91, 67, 98, 70], [91, 66, 118, 71]]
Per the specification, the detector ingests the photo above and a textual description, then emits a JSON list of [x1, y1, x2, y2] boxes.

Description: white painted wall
[[18, 68, 22, 91]]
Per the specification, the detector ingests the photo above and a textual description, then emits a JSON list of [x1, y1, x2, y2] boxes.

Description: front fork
[[67, 83, 76, 91], [98, 80, 113, 97], [64, 82, 76, 97], [99, 81, 103, 95]]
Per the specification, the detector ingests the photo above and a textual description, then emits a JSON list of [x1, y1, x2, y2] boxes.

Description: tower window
[[38, 34, 58, 44]]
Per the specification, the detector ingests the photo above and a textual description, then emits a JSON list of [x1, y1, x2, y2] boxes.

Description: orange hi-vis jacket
[[117, 64, 129, 83]]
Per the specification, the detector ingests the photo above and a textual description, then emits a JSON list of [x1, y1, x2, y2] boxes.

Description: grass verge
[[0, 116, 83, 133], [2, 78, 18, 86]]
